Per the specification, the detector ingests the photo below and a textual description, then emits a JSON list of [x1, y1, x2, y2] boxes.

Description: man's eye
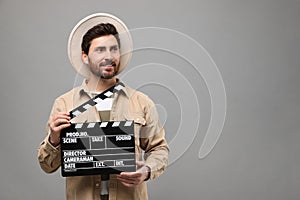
[[97, 48, 105, 52], [111, 46, 119, 51]]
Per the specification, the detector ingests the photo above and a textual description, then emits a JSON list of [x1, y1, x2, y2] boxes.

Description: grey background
[[0, 0, 299, 199]]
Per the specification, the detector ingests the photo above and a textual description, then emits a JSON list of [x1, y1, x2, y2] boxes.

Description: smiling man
[[38, 13, 169, 200], [82, 27, 121, 79]]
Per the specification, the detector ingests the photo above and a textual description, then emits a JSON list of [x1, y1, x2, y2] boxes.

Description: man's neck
[[87, 76, 117, 93]]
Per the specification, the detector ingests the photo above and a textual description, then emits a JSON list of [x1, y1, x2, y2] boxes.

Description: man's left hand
[[117, 161, 150, 187]]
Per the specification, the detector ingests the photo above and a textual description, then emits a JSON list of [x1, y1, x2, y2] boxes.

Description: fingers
[[50, 112, 71, 124], [117, 163, 150, 187], [118, 172, 142, 179], [48, 112, 71, 146], [48, 112, 71, 132], [117, 172, 143, 187], [50, 118, 70, 131]]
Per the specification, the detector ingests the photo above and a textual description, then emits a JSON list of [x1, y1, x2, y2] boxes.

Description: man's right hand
[[48, 112, 71, 147]]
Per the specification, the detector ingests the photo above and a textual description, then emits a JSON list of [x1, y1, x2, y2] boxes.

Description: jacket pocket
[[125, 114, 146, 136], [125, 113, 146, 160]]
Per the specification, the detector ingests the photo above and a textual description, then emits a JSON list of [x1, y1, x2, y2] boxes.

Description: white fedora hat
[[68, 13, 133, 78]]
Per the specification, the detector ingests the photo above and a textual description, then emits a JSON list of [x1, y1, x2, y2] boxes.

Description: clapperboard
[[60, 82, 136, 177]]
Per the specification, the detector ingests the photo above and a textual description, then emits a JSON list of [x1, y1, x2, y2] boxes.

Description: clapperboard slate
[[60, 82, 136, 177]]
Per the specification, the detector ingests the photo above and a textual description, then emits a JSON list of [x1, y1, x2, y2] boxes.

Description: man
[[38, 13, 169, 200]]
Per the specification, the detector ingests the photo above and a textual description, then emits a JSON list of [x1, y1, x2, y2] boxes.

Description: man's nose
[[104, 50, 113, 60]]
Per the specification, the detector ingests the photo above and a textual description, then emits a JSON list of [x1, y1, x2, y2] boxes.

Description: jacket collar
[[79, 78, 129, 98]]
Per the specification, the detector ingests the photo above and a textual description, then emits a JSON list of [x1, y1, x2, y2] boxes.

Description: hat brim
[[68, 13, 133, 78]]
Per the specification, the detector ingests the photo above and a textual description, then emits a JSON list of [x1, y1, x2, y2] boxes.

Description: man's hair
[[81, 23, 120, 55]]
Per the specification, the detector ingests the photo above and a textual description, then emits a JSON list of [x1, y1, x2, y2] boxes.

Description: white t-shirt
[[89, 92, 113, 196]]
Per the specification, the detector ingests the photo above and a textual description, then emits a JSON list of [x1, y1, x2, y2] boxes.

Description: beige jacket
[[38, 80, 169, 200]]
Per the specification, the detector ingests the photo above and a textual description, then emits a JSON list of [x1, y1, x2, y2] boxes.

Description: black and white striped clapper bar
[[60, 83, 136, 177]]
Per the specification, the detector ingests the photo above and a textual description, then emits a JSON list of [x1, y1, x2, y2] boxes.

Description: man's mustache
[[99, 60, 116, 67]]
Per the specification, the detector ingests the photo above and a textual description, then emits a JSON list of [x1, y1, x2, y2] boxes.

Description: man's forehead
[[91, 35, 118, 45]]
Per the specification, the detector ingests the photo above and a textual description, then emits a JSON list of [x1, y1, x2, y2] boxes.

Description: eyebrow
[[94, 45, 119, 51]]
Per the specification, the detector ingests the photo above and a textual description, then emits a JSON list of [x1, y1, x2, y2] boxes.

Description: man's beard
[[89, 59, 119, 79], [100, 71, 117, 79]]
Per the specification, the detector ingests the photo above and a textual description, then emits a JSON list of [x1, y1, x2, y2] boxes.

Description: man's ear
[[81, 51, 89, 65]]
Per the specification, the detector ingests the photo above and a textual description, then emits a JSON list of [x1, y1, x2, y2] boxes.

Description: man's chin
[[99, 72, 116, 79], [91, 68, 118, 79], [100, 75, 115, 79]]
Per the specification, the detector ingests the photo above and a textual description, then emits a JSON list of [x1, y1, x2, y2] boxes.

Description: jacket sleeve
[[37, 98, 66, 173], [140, 97, 170, 180]]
